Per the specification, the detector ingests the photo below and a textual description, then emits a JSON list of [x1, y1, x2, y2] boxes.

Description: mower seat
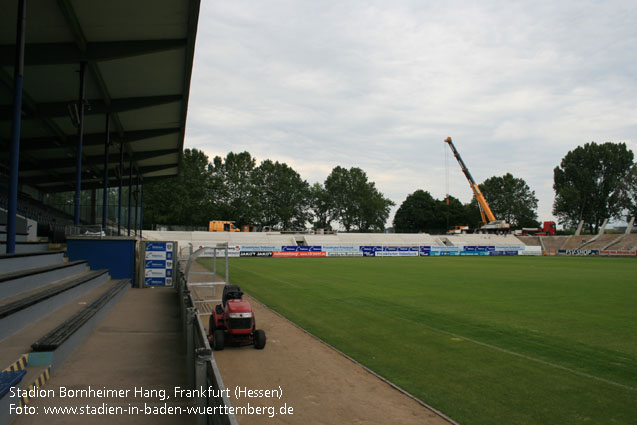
[[222, 284, 244, 307]]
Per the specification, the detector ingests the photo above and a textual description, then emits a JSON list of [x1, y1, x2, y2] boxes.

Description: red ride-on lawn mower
[[208, 284, 266, 350]]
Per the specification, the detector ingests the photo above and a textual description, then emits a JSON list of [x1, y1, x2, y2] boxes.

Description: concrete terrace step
[[0, 261, 88, 299], [0, 250, 65, 275], [0, 270, 109, 342], [30, 279, 130, 370], [0, 280, 124, 376]]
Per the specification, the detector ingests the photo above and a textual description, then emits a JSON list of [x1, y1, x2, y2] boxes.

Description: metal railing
[[176, 258, 238, 425]]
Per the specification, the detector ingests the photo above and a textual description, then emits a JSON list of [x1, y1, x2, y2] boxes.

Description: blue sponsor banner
[[143, 241, 174, 287], [146, 242, 168, 251], [459, 251, 489, 256], [383, 246, 419, 252], [145, 259, 166, 269], [359, 246, 381, 257], [281, 246, 322, 252], [489, 251, 519, 256]]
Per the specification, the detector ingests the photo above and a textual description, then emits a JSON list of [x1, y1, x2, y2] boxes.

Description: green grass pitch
[[200, 256, 637, 425]]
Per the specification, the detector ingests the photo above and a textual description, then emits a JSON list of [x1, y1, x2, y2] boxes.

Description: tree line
[[393, 172, 540, 233], [394, 141, 635, 233], [143, 150, 393, 232], [144, 141, 636, 233]]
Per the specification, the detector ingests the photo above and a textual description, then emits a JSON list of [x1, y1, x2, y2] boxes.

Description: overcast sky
[[185, 0, 637, 227]]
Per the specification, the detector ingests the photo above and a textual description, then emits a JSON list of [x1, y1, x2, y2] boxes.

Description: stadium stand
[[602, 234, 637, 250], [0, 249, 129, 414], [144, 230, 527, 248], [446, 234, 524, 247], [561, 235, 593, 250], [145, 230, 299, 246], [577, 234, 620, 250], [515, 236, 541, 247]]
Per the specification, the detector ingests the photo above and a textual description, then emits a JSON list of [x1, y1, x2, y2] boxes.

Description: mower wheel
[[213, 330, 225, 351], [254, 329, 266, 349], [208, 314, 215, 335]]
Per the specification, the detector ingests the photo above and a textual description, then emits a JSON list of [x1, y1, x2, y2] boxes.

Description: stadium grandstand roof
[[0, 0, 201, 192]]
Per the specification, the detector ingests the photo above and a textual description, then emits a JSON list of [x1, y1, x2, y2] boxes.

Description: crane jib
[[444, 137, 498, 225], [446, 138, 477, 185]]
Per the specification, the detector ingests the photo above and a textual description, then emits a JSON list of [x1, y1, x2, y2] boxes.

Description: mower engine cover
[[225, 299, 254, 332]]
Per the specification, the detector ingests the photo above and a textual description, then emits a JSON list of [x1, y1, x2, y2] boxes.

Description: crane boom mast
[[444, 137, 497, 225]]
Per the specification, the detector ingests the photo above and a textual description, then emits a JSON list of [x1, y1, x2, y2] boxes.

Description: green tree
[[394, 192, 471, 233], [623, 165, 637, 218], [393, 190, 440, 233], [251, 159, 311, 229], [212, 152, 258, 227], [309, 183, 335, 230], [479, 173, 539, 228], [324, 166, 394, 232], [553, 142, 635, 232], [143, 148, 215, 228]]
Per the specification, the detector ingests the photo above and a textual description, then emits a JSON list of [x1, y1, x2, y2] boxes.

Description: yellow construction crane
[[444, 137, 510, 233]]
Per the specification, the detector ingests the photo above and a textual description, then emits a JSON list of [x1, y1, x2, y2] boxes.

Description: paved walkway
[[13, 288, 194, 425]]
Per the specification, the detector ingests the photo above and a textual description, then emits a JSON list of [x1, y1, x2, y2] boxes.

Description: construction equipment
[[208, 220, 240, 232], [448, 225, 470, 234], [516, 221, 556, 236], [444, 137, 510, 233]]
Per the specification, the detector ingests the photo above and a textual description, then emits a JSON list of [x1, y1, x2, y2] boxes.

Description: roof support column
[[101, 113, 110, 233], [118, 141, 123, 236], [139, 180, 144, 239], [6, 0, 27, 254], [73, 61, 87, 225], [127, 157, 133, 236], [134, 175, 139, 236]]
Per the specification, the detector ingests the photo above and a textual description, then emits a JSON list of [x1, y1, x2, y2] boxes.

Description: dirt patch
[[189, 262, 453, 425]]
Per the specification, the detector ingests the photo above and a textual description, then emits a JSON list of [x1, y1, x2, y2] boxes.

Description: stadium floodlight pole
[[7, 0, 27, 254], [101, 113, 110, 233], [74, 61, 87, 225]]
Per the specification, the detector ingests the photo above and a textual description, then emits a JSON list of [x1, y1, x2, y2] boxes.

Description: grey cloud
[[186, 0, 637, 226]]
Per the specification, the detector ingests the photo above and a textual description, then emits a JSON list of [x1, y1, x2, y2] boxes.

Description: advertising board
[[143, 241, 175, 287]]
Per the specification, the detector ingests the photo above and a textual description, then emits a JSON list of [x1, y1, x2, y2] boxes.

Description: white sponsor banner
[[519, 246, 542, 256], [326, 251, 363, 257], [197, 245, 241, 257], [375, 251, 419, 257], [145, 251, 167, 260], [240, 245, 279, 252], [430, 246, 461, 251], [323, 246, 359, 252], [145, 268, 166, 278]]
